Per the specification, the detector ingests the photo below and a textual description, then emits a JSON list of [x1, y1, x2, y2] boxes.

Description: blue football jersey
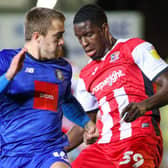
[[0, 48, 72, 156]]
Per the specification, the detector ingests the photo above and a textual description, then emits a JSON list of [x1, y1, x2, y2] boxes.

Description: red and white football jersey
[[76, 38, 168, 144]]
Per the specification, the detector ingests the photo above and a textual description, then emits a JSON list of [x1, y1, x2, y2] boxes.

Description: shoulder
[[56, 57, 72, 73], [0, 48, 20, 72], [119, 37, 145, 48], [0, 48, 20, 55], [0, 48, 21, 65], [0, 48, 20, 59], [114, 38, 146, 54], [127, 37, 145, 43], [60, 57, 72, 67]]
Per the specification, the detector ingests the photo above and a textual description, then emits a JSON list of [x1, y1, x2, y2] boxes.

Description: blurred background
[[0, 0, 167, 167]]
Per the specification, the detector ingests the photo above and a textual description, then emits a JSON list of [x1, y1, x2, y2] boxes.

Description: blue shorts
[[1, 149, 71, 168]]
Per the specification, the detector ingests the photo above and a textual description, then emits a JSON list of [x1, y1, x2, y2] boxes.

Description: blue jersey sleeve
[[62, 93, 90, 128], [0, 50, 13, 93], [59, 58, 90, 128], [0, 49, 15, 75], [0, 74, 10, 92]]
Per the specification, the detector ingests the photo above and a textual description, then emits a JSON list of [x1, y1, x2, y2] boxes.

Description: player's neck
[[24, 42, 41, 60]]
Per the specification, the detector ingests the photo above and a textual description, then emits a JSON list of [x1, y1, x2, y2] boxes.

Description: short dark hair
[[24, 7, 65, 41], [73, 4, 107, 27]]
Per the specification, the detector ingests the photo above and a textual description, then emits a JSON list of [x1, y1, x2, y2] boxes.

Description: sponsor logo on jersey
[[40, 93, 54, 100], [147, 45, 160, 60], [150, 49, 160, 60], [33, 81, 58, 112], [110, 51, 120, 62], [92, 70, 125, 94], [25, 67, 34, 73], [55, 69, 64, 80]]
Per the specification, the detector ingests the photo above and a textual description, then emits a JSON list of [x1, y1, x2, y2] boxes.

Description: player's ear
[[32, 32, 41, 43], [101, 23, 111, 46], [101, 23, 109, 34], [101, 23, 109, 40]]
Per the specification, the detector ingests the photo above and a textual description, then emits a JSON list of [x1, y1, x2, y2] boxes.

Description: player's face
[[39, 19, 65, 60], [74, 20, 107, 60]]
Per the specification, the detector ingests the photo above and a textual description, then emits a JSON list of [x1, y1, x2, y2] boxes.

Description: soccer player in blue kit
[[0, 7, 98, 168]]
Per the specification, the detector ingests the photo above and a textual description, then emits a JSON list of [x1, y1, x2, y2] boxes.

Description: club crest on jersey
[[110, 51, 120, 62], [55, 69, 64, 80]]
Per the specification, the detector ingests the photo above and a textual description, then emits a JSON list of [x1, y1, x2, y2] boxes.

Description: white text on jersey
[[92, 70, 125, 94]]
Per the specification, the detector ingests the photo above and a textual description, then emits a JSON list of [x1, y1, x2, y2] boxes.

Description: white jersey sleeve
[[76, 78, 99, 112], [132, 41, 168, 81]]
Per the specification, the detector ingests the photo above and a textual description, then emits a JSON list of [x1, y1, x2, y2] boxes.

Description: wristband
[[62, 94, 90, 128], [0, 73, 10, 92]]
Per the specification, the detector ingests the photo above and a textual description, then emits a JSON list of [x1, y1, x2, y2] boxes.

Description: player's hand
[[6, 48, 27, 80], [84, 120, 99, 144], [121, 102, 146, 122]]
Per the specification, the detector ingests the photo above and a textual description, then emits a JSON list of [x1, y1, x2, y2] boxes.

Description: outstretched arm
[[121, 70, 168, 122], [63, 75, 99, 152], [64, 110, 98, 152]]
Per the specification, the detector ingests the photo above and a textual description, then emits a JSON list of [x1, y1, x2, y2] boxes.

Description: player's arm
[[63, 77, 99, 152], [62, 93, 91, 128], [0, 48, 27, 93], [62, 93, 98, 135], [64, 109, 98, 152], [121, 42, 168, 122], [121, 70, 168, 122]]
